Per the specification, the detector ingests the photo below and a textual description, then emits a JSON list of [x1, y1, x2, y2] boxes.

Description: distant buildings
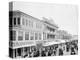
[[9, 10, 58, 58], [55, 30, 72, 40], [71, 35, 78, 41]]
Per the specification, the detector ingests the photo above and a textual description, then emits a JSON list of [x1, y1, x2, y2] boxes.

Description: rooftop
[[9, 10, 58, 28]]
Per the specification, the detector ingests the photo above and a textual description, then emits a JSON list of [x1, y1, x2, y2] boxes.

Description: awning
[[43, 39, 66, 46]]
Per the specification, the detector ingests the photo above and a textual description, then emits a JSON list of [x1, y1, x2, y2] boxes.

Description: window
[[36, 23, 38, 28], [29, 21, 31, 26], [13, 17, 20, 26], [14, 18, 16, 25], [31, 21, 33, 27], [18, 17, 20, 25], [25, 32, 29, 40], [13, 31, 16, 40], [22, 18, 25, 25], [35, 33, 38, 40], [43, 33, 46, 40], [9, 17, 12, 26], [18, 31, 23, 41], [47, 34, 55, 39], [9, 30, 12, 41], [36, 23, 42, 29], [30, 32, 34, 40], [9, 30, 16, 41], [26, 20, 28, 26], [29, 21, 33, 27], [39, 33, 41, 40]]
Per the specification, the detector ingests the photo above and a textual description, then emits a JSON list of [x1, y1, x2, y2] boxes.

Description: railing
[[9, 40, 35, 49], [9, 40, 49, 49]]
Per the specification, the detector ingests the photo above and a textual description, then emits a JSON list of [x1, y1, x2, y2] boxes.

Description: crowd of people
[[23, 40, 78, 58]]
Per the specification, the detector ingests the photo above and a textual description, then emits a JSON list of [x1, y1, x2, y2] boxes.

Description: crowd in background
[[23, 40, 78, 58]]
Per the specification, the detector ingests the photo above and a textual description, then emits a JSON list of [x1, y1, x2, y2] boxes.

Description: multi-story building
[[9, 10, 58, 58]]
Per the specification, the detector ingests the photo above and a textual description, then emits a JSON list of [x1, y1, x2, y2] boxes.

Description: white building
[[9, 10, 58, 58]]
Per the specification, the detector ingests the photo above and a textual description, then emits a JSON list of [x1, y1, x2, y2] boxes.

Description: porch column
[[15, 49, 18, 58], [22, 47, 25, 57], [39, 48, 41, 57], [30, 46, 31, 52], [12, 49, 15, 58]]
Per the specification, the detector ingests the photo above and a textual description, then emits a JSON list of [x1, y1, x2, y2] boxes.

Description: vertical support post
[[39, 46, 42, 57], [22, 47, 24, 57], [12, 49, 14, 58], [15, 49, 16, 58], [16, 48, 18, 58], [30, 46, 31, 52]]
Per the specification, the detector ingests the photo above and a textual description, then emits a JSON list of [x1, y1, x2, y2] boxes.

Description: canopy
[[43, 39, 66, 46]]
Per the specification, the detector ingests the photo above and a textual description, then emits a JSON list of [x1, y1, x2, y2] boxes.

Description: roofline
[[9, 10, 43, 22], [9, 10, 59, 28], [44, 21, 59, 28]]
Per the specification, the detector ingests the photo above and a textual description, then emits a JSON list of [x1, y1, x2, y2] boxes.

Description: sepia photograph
[[9, 1, 78, 59]]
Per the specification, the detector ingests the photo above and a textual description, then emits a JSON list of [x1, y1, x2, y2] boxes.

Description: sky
[[12, 2, 78, 35]]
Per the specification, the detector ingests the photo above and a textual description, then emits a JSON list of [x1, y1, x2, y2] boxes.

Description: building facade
[[9, 10, 58, 58]]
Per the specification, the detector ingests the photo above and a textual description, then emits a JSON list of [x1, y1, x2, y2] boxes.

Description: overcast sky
[[12, 2, 78, 35]]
